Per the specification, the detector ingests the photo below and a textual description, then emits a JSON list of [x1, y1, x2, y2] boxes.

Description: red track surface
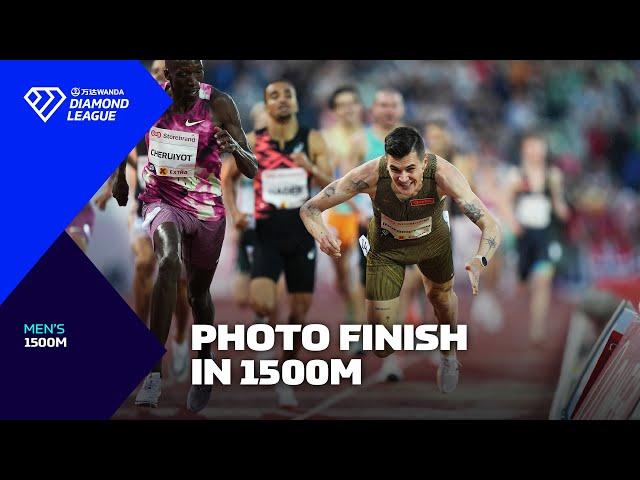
[[113, 285, 572, 420]]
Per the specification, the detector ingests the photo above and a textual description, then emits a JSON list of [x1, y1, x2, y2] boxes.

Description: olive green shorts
[[364, 243, 454, 301]]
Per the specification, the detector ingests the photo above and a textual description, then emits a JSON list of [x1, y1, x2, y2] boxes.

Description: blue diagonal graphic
[[0, 60, 172, 304]]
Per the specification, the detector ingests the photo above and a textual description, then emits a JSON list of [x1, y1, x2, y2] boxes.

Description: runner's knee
[[188, 291, 211, 312], [251, 294, 276, 317], [154, 224, 180, 279], [232, 276, 250, 308], [249, 278, 277, 317], [157, 251, 180, 279], [428, 282, 455, 307], [135, 253, 155, 277], [234, 293, 250, 309], [290, 296, 312, 322]]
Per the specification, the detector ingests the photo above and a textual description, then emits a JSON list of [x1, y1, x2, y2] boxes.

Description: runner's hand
[[290, 152, 313, 172], [233, 212, 250, 231], [464, 257, 483, 296], [112, 178, 129, 207], [319, 232, 341, 258], [213, 126, 239, 154]]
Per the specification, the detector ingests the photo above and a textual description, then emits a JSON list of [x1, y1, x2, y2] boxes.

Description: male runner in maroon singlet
[[111, 60, 257, 412], [97, 60, 194, 381]]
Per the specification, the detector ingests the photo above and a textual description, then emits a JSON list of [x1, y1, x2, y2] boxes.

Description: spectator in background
[[505, 131, 570, 345], [322, 86, 367, 333], [197, 59, 640, 293]]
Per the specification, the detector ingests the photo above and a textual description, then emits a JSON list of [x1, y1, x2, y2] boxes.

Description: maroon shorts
[[142, 202, 226, 271]]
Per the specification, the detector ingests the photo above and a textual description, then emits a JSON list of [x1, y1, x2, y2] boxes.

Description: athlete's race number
[[261, 168, 309, 209], [380, 213, 432, 240], [148, 126, 199, 178]]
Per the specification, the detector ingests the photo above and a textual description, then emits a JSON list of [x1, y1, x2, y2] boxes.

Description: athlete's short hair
[[263, 79, 295, 101], [328, 85, 361, 110], [385, 126, 426, 161]]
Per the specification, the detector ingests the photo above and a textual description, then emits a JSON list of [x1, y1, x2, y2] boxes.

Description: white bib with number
[[515, 194, 551, 229], [380, 213, 432, 240], [262, 168, 309, 209], [148, 126, 199, 178]]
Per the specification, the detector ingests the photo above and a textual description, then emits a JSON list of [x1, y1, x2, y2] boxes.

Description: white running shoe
[[135, 372, 162, 408], [380, 355, 403, 382], [170, 339, 189, 383], [437, 354, 461, 394], [275, 383, 298, 409]]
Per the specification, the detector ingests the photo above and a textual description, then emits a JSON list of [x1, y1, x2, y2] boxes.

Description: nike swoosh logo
[[185, 120, 205, 127]]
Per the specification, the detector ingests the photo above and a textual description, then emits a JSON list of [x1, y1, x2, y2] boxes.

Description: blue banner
[[0, 60, 171, 304], [0, 60, 170, 418]]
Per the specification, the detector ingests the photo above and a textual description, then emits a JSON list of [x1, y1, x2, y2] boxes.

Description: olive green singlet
[[364, 154, 454, 301]]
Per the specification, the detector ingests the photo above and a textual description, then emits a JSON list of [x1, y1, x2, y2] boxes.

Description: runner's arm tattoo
[[321, 176, 369, 199], [323, 181, 338, 198], [352, 179, 370, 191], [300, 201, 322, 218], [462, 201, 484, 224], [484, 236, 497, 252], [301, 160, 377, 226], [435, 155, 502, 262]]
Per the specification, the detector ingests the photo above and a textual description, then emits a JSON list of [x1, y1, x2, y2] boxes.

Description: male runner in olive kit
[[300, 127, 502, 393]]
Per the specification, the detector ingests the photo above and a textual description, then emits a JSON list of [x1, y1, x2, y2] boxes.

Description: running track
[[113, 285, 572, 420]]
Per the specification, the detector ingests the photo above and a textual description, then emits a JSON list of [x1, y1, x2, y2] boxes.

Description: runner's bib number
[[148, 126, 199, 178], [262, 168, 309, 209], [515, 194, 552, 229], [380, 213, 432, 240]]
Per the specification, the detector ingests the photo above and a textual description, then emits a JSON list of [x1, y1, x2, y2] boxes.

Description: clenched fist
[[214, 126, 239, 154]]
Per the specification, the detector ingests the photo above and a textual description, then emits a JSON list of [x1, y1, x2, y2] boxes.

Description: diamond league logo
[[23, 87, 67, 123], [25, 86, 130, 123]]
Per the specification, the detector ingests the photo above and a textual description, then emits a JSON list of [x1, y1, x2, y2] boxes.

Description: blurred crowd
[[181, 60, 639, 291]]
